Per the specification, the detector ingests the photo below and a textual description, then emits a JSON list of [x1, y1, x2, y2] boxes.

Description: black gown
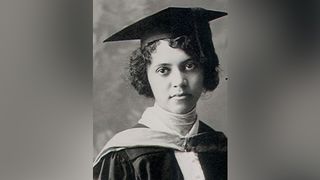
[[93, 121, 227, 180]]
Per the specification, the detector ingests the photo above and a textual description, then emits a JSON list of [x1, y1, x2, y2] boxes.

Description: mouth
[[169, 93, 192, 100]]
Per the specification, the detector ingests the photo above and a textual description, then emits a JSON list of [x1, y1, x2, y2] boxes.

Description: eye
[[156, 67, 170, 75], [185, 62, 197, 71]]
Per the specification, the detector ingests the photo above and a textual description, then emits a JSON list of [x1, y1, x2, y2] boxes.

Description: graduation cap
[[104, 7, 227, 60]]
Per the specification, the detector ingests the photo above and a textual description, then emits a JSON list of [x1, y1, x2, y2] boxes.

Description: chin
[[168, 105, 193, 114]]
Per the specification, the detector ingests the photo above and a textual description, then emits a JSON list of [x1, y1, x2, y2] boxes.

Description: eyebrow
[[183, 58, 196, 63], [150, 63, 171, 71], [154, 58, 194, 66], [155, 63, 171, 67], [153, 58, 196, 68]]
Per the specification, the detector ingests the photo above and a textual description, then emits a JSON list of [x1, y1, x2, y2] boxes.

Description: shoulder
[[93, 124, 178, 167], [198, 121, 227, 150], [98, 146, 173, 163], [94, 124, 150, 158], [93, 147, 173, 179], [93, 149, 131, 179], [199, 121, 227, 138], [125, 147, 173, 161]]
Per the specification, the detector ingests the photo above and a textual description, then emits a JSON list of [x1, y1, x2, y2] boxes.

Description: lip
[[170, 93, 192, 100]]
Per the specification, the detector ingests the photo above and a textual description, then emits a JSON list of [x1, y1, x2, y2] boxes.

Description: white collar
[[138, 104, 199, 137]]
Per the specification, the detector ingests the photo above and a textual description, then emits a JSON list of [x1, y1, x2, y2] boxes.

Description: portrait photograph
[[1, 0, 320, 180], [93, 0, 228, 179]]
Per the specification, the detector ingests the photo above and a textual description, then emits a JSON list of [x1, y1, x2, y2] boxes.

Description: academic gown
[[93, 121, 227, 180]]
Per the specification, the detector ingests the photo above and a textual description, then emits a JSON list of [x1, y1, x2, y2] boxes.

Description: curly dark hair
[[128, 35, 220, 98]]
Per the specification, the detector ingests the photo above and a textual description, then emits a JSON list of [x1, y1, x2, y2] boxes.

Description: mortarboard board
[[104, 7, 227, 60]]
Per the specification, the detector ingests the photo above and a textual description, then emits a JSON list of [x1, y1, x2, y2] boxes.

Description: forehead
[[150, 40, 191, 65]]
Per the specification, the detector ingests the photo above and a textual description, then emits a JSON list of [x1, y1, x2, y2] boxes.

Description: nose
[[171, 69, 187, 88]]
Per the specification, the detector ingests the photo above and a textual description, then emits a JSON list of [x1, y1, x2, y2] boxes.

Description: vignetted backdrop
[[93, 0, 228, 158]]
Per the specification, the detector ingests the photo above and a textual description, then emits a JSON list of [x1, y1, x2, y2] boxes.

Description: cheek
[[190, 71, 204, 90], [147, 70, 157, 89], [147, 71, 165, 96]]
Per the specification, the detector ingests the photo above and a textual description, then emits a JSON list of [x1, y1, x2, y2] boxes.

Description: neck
[[139, 103, 198, 136], [154, 103, 197, 124]]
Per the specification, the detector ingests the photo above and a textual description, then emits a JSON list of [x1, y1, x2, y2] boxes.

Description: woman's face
[[147, 40, 204, 114]]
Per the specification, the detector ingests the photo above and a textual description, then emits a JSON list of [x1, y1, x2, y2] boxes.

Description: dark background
[[0, 0, 319, 179]]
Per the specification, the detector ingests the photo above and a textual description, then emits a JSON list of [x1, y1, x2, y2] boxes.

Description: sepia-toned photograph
[[93, 1, 228, 179], [1, 0, 320, 180]]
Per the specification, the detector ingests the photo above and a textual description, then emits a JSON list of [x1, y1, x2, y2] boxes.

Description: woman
[[94, 7, 227, 180]]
